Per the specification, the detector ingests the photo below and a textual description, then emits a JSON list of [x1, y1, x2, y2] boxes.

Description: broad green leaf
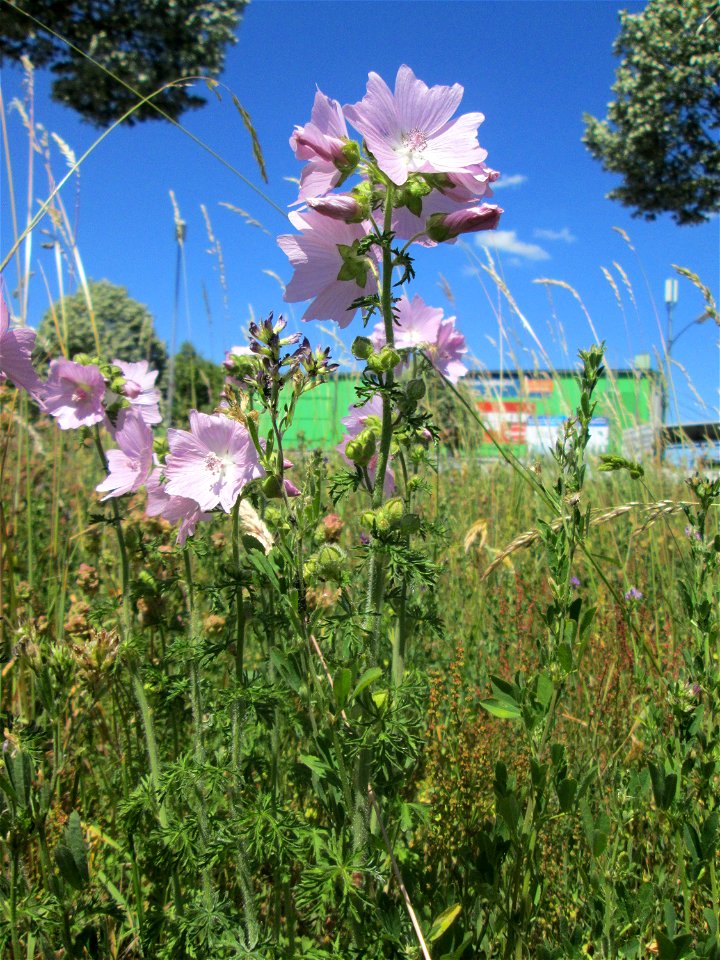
[[428, 903, 461, 942], [298, 755, 330, 779], [352, 667, 383, 701], [480, 697, 521, 720], [333, 668, 352, 710], [65, 811, 90, 887], [557, 778, 577, 813]]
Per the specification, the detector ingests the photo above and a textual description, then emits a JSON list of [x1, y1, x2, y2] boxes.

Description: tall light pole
[[662, 278, 679, 431], [660, 277, 713, 458]]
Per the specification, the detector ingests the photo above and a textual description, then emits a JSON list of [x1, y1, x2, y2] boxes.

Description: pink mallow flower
[[343, 65, 486, 186], [164, 410, 264, 513], [278, 209, 377, 328], [95, 408, 154, 501], [371, 294, 468, 385], [291, 89, 357, 201], [43, 358, 107, 430], [431, 317, 469, 384], [0, 286, 42, 398], [114, 359, 162, 425], [145, 468, 211, 545]]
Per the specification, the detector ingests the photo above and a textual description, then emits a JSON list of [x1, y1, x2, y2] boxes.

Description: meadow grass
[[1, 61, 719, 960]]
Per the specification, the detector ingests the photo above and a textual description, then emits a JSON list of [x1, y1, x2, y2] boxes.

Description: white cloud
[[534, 227, 577, 243], [492, 173, 527, 190], [475, 229, 550, 261]]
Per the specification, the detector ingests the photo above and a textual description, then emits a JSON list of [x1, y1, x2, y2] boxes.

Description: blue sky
[[1, 0, 718, 423]]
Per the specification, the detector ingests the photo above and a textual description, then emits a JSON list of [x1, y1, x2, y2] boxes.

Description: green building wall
[[273, 369, 659, 457]]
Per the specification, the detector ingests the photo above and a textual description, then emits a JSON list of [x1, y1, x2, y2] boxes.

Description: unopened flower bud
[[345, 428, 377, 467], [337, 139, 361, 177], [397, 176, 433, 216], [406, 378, 426, 401], [360, 510, 376, 528], [73, 353, 92, 366], [307, 193, 366, 223], [315, 544, 346, 581], [262, 475, 284, 499], [425, 204, 503, 243], [109, 376, 126, 394], [375, 512, 391, 535], [352, 336, 374, 360], [385, 497, 405, 526], [399, 513, 421, 534]]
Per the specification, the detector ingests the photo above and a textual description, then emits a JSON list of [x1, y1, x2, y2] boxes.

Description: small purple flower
[[42, 358, 107, 430], [684, 525, 701, 542], [570, 576, 581, 588], [95, 408, 154, 501], [624, 586, 643, 601], [359, 532, 370, 546], [113, 359, 162, 425]]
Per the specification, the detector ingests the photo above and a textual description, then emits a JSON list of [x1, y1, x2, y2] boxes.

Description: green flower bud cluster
[[366, 346, 401, 374], [351, 336, 401, 375], [303, 543, 346, 583], [153, 436, 169, 458], [345, 428, 377, 467], [361, 497, 420, 537]]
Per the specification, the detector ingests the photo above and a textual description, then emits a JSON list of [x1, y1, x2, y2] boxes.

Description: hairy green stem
[[364, 184, 396, 652], [231, 497, 246, 771]]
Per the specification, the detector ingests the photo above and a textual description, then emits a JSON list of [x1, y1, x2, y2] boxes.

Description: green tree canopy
[[169, 340, 225, 426], [583, 0, 720, 226], [37, 279, 167, 377], [0, 0, 248, 126]]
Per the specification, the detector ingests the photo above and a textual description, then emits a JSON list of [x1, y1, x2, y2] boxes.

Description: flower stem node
[[397, 176, 434, 217], [352, 336, 374, 360], [345, 428, 377, 467], [336, 240, 372, 286]]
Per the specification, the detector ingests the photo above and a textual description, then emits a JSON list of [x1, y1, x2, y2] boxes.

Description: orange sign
[[524, 377, 554, 395]]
